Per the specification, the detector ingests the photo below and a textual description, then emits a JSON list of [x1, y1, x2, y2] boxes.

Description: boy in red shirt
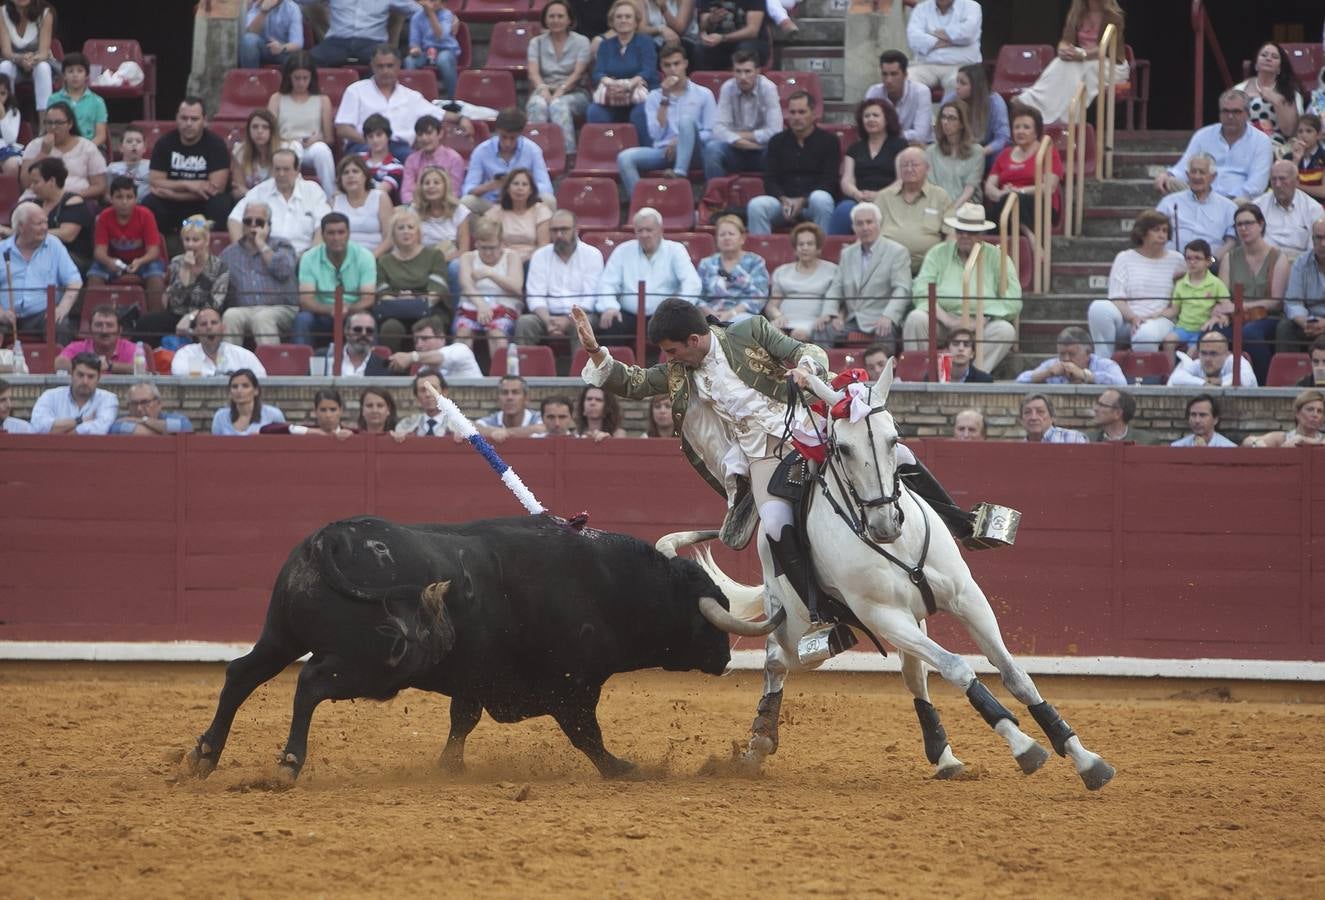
[[85, 175, 166, 311]]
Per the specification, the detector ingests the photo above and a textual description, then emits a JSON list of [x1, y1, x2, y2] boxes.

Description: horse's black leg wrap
[[1028, 701, 1076, 757], [965, 679, 1019, 728], [913, 699, 949, 765]]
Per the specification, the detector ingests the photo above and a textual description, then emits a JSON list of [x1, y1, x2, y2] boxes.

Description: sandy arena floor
[[2, 662, 1324, 899]]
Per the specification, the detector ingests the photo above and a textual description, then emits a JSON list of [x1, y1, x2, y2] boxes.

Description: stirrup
[[797, 622, 858, 666]]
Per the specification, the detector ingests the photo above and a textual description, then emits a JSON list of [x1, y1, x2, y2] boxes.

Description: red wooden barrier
[[1, 437, 1321, 660]]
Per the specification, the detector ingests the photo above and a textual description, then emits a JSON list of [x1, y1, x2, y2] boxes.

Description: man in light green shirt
[[48, 53, 109, 149], [294, 212, 377, 346], [903, 202, 1022, 372]]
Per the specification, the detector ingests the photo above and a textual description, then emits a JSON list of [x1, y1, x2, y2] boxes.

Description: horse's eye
[[836, 444, 850, 458]]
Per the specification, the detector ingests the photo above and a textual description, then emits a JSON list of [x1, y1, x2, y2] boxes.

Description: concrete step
[[1113, 149, 1179, 181], [1081, 207, 1140, 239], [801, 0, 849, 17], [1051, 262, 1111, 294], [1019, 292, 1096, 320], [1051, 235, 1128, 262], [1110, 129, 1191, 152], [1083, 178, 1159, 208], [786, 17, 845, 44]]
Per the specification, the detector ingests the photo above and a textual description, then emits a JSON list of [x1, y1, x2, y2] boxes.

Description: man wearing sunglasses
[[318, 310, 391, 376], [220, 202, 300, 346], [227, 150, 329, 254]]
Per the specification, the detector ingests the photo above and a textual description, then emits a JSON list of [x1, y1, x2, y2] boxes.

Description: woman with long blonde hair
[[1015, 0, 1127, 126]]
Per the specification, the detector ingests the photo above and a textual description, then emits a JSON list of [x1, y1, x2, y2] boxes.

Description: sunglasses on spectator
[[242, 217, 268, 227], [350, 326, 376, 334]]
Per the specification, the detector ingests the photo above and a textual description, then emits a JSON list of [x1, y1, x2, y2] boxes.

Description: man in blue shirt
[[1156, 89, 1273, 202], [460, 107, 555, 214], [110, 381, 195, 435], [1275, 216, 1325, 355], [239, 0, 305, 69], [0, 202, 83, 345], [297, 0, 422, 67], [618, 43, 717, 195], [1015, 326, 1127, 386], [30, 352, 119, 435]]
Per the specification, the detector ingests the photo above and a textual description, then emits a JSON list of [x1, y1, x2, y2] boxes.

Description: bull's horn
[[656, 530, 720, 559], [802, 370, 844, 407], [698, 597, 786, 637]]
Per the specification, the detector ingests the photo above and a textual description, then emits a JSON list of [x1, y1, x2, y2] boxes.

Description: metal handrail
[[1190, 1, 1235, 130], [1031, 135, 1052, 294], [1096, 23, 1118, 181], [1063, 82, 1087, 237]]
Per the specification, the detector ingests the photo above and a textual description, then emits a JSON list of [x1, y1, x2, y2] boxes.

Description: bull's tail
[[694, 545, 766, 622]]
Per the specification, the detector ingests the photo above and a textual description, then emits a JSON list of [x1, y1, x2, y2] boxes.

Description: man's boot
[[898, 461, 996, 551], [766, 524, 857, 662]]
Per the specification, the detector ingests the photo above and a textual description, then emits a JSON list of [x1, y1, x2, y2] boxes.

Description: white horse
[[660, 359, 1115, 791]]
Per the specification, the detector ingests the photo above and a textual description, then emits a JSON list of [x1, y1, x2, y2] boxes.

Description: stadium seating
[[522, 122, 566, 178], [765, 71, 823, 111], [216, 69, 281, 122], [256, 344, 313, 377], [1266, 353, 1311, 388], [896, 353, 931, 382], [556, 177, 621, 230], [129, 120, 174, 157], [697, 175, 765, 225], [689, 71, 729, 99], [827, 348, 864, 372], [629, 179, 695, 230], [1112, 350, 1171, 382], [578, 230, 633, 260], [207, 120, 244, 150], [441, 121, 489, 159], [15, 343, 59, 374], [820, 123, 859, 157], [82, 39, 157, 120], [398, 68, 439, 101], [460, 0, 535, 23], [820, 235, 854, 263], [991, 45, 1054, 102], [485, 23, 540, 76], [491, 344, 556, 376], [1045, 122, 1098, 179], [317, 67, 361, 111], [569, 124, 638, 178], [456, 20, 474, 70], [79, 285, 146, 336], [456, 70, 517, 110], [0, 176, 21, 223], [209, 233, 232, 257], [673, 231, 716, 266], [743, 233, 794, 271], [571, 346, 637, 373]]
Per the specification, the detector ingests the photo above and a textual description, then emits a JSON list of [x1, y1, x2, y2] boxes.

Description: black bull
[[182, 515, 743, 780]]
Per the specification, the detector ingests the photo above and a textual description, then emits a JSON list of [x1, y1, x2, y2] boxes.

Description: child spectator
[[406, 0, 461, 101], [230, 108, 277, 199], [0, 73, 22, 176], [456, 217, 524, 356], [1290, 113, 1325, 202], [48, 51, 108, 149], [85, 175, 166, 311], [400, 115, 465, 204], [357, 113, 404, 200], [106, 126, 151, 201], [1161, 238, 1229, 358]]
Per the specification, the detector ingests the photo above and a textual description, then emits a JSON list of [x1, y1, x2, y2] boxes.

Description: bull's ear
[[874, 356, 895, 407]]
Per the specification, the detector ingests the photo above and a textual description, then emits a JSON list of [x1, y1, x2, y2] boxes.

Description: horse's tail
[[694, 544, 767, 622]]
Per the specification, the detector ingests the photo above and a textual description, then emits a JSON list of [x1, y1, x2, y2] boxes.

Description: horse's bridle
[[822, 384, 904, 533]]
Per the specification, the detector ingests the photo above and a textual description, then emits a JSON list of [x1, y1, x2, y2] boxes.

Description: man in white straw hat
[[903, 201, 1022, 373]]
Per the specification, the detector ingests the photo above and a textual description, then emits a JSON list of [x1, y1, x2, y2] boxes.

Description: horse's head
[[804, 360, 904, 544]]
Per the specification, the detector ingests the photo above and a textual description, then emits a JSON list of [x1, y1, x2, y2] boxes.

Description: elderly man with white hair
[[0, 201, 82, 344], [597, 207, 702, 333], [823, 202, 912, 350], [1254, 160, 1320, 256], [1155, 153, 1236, 255], [878, 146, 953, 274]]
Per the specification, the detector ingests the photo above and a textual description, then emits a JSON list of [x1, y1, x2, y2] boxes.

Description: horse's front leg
[[743, 635, 791, 765], [899, 634, 964, 779]]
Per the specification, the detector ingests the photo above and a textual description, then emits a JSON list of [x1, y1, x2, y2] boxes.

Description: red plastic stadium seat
[[1266, 353, 1311, 387], [490, 344, 555, 376], [486, 22, 540, 76], [571, 346, 637, 373], [578, 230, 633, 260], [460, 0, 534, 22], [1044, 122, 1097, 178], [629, 179, 694, 231], [209, 233, 232, 257], [556, 177, 621, 230], [130, 120, 175, 158], [16, 342, 59, 374], [522, 122, 565, 178], [256, 343, 313, 377], [895, 352, 931, 382], [744, 233, 794, 271], [689, 71, 730, 99], [216, 69, 281, 122], [0, 176, 20, 222], [82, 38, 156, 119], [820, 235, 853, 263], [317, 68, 361, 111], [440, 123, 481, 160], [697, 174, 765, 225], [569, 123, 638, 177], [207, 120, 245, 151], [820, 123, 859, 157], [673, 231, 716, 267], [979, 234, 1034, 293], [79, 285, 146, 336], [991, 45, 1054, 102], [1112, 350, 1171, 382], [455, 21, 473, 69], [765, 71, 823, 112], [456, 70, 517, 110], [398, 68, 438, 101]]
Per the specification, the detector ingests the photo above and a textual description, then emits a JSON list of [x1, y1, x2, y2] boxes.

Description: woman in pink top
[[481, 168, 552, 265], [1016, 0, 1127, 126]]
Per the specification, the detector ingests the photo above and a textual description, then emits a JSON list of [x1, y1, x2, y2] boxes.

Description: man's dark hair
[[362, 113, 391, 137], [343, 309, 375, 330], [659, 42, 686, 62], [494, 107, 526, 133], [541, 395, 574, 415], [862, 343, 890, 361], [415, 115, 442, 134], [1183, 238, 1212, 259], [62, 51, 89, 73], [945, 328, 976, 348], [180, 95, 207, 116], [879, 49, 908, 71], [731, 49, 759, 68], [1187, 393, 1219, 421], [412, 315, 447, 336], [109, 175, 137, 196], [1310, 335, 1325, 355], [320, 211, 351, 233], [34, 156, 68, 187], [372, 43, 401, 62], [413, 371, 447, 394], [786, 89, 815, 110], [647, 298, 709, 344], [121, 124, 144, 140], [90, 303, 119, 322], [499, 374, 529, 393], [1109, 388, 1137, 424], [71, 352, 102, 374], [0, 376, 10, 392], [1021, 392, 1054, 417]]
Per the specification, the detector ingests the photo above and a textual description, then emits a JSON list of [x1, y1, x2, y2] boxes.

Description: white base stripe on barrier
[[1, 642, 1323, 681]]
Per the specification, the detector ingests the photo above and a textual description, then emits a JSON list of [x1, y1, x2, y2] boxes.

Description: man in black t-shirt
[[142, 97, 232, 236], [696, 0, 770, 71]]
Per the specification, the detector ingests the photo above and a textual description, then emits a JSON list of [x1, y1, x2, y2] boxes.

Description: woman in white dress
[[332, 155, 392, 258], [1016, 0, 1127, 126]]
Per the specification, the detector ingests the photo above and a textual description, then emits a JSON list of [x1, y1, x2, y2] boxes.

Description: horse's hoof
[[747, 734, 776, 758], [1080, 758, 1116, 791], [180, 745, 216, 779], [1016, 743, 1050, 775], [600, 758, 638, 780], [933, 761, 965, 780], [437, 754, 465, 776]]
